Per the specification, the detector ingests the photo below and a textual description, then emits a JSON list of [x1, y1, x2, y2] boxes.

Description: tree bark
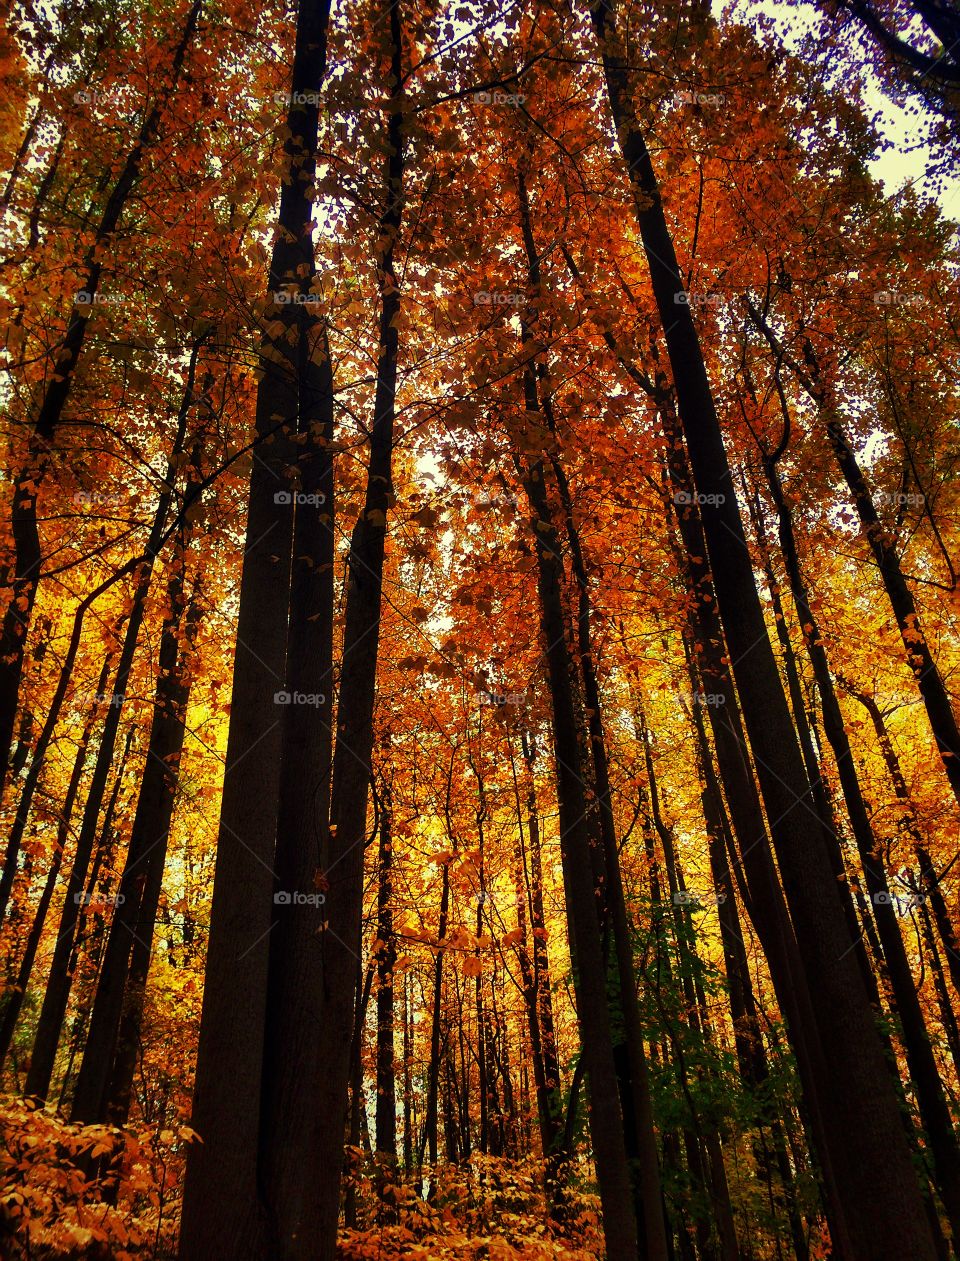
[[179, 3, 332, 1254], [746, 301, 960, 811], [589, 5, 937, 1253], [23, 362, 199, 1102], [0, 654, 112, 1070], [70, 541, 201, 1125], [0, 0, 203, 793]]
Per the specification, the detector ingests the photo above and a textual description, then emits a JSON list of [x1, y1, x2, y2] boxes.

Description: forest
[[0, 0, 959, 1256]]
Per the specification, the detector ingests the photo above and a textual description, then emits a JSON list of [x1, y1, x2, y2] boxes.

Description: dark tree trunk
[[70, 547, 201, 1126], [344, 961, 373, 1230], [516, 166, 664, 1260], [746, 302, 960, 811], [423, 846, 451, 1169], [659, 436, 849, 1249], [0, 654, 111, 1069], [258, 299, 337, 1256], [23, 370, 198, 1103], [179, 4, 332, 1255], [508, 738, 562, 1164], [0, 596, 131, 924], [578, 230, 849, 1249], [292, 6, 406, 1250], [843, 679, 960, 999], [511, 305, 639, 1256], [915, 892, 960, 1077], [590, 6, 937, 1254], [103, 614, 199, 1130], [375, 772, 398, 1173], [402, 971, 413, 1170], [753, 424, 960, 1240], [746, 488, 880, 1002], [0, 0, 203, 794]]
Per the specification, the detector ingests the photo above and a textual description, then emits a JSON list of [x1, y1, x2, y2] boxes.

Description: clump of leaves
[[0, 1095, 190, 1258], [339, 1151, 604, 1259]]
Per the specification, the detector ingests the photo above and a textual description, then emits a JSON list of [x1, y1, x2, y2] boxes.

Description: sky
[[730, 0, 959, 222]]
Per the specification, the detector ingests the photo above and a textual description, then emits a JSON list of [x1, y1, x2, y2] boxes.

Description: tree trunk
[[746, 301, 960, 810], [754, 421, 960, 1240], [179, 4, 332, 1255], [843, 679, 960, 999], [512, 306, 639, 1255], [375, 771, 398, 1178], [295, 6, 406, 1250], [423, 843, 451, 1169], [0, 654, 112, 1070], [70, 548, 201, 1125], [589, 6, 937, 1253], [0, 0, 203, 792], [516, 165, 664, 1260], [23, 366, 198, 1102]]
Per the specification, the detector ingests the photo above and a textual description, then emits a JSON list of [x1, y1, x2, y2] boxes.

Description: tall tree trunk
[[23, 360, 200, 1102], [508, 737, 562, 1164], [745, 487, 880, 1001], [423, 838, 452, 1169], [589, 6, 937, 1254], [0, 593, 133, 923], [684, 644, 808, 1260], [375, 771, 398, 1177], [842, 679, 960, 998], [0, 654, 112, 1069], [511, 295, 639, 1255], [581, 235, 850, 1249], [179, 4, 332, 1255], [516, 165, 665, 1260], [0, 0, 203, 792], [402, 970, 413, 1170], [258, 308, 336, 1254], [658, 437, 848, 1249], [914, 890, 960, 1077], [642, 718, 742, 1261], [752, 414, 960, 1240], [344, 961, 373, 1230], [103, 608, 200, 1129], [70, 537, 202, 1126], [297, 6, 406, 1250], [746, 300, 960, 810]]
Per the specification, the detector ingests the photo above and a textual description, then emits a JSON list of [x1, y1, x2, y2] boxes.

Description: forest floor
[[1, 1098, 604, 1258]]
